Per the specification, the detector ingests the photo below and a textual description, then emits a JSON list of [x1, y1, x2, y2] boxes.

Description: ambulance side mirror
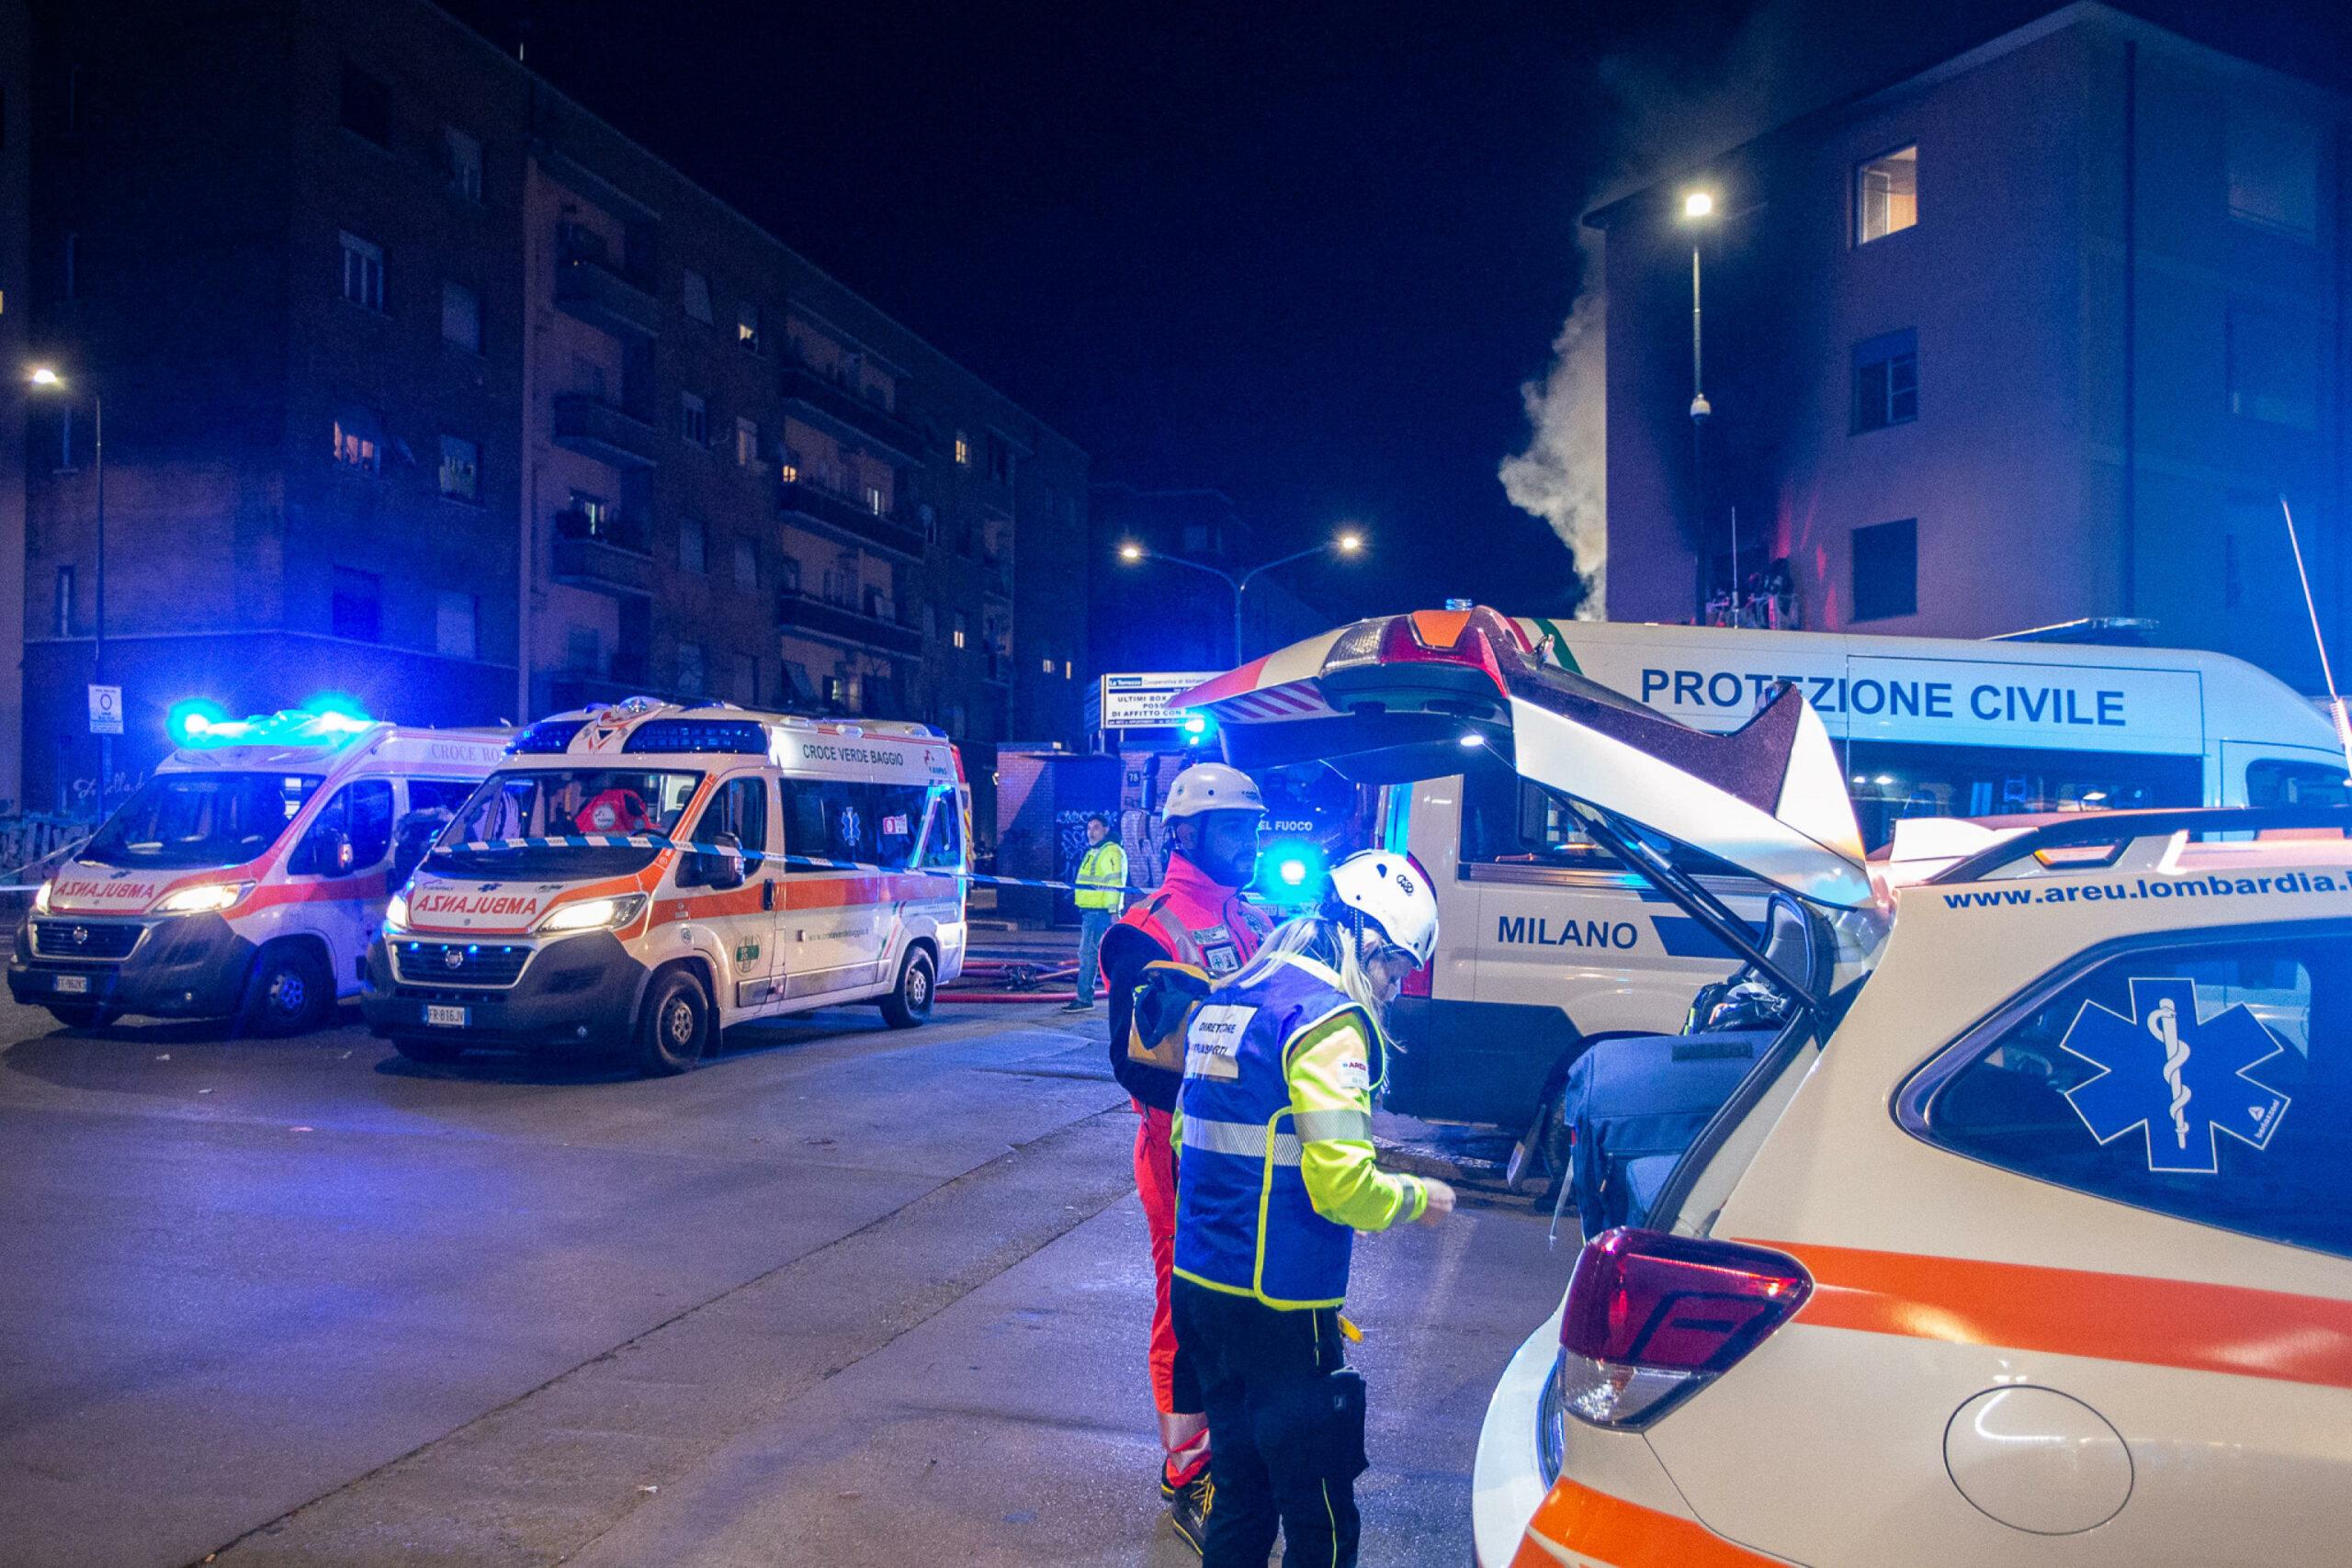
[[296, 826, 355, 877], [684, 831, 746, 891], [391, 809, 450, 887]]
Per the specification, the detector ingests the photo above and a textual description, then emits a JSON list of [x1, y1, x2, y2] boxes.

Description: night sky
[[449, 0, 2352, 625]]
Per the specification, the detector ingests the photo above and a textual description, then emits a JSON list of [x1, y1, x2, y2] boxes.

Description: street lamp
[[27, 366, 107, 787], [1117, 527, 1367, 664], [1679, 188, 1718, 619]]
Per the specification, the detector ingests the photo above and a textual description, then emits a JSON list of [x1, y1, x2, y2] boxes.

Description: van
[[7, 713, 508, 1033], [362, 699, 968, 1075], [1185, 612, 2347, 1156]]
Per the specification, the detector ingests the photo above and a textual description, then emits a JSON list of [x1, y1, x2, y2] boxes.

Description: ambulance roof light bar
[[1933, 805, 2352, 886]]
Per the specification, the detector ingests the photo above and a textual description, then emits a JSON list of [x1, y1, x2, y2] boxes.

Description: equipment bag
[[1126, 959, 1213, 1073]]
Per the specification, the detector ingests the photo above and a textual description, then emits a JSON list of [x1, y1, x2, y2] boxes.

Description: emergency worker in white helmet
[[1099, 761, 1273, 1550], [1169, 850, 1456, 1568]]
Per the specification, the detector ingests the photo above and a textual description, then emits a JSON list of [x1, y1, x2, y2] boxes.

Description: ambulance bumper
[[361, 931, 648, 1054], [7, 912, 254, 1019]]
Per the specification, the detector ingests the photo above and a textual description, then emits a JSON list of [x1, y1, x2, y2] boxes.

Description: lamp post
[[1681, 189, 1716, 621], [1118, 529, 1364, 665], [28, 367, 107, 790]]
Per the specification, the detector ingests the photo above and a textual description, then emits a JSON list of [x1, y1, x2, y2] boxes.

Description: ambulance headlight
[[31, 879, 51, 915], [155, 881, 255, 916], [384, 889, 411, 931], [535, 893, 647, 934]]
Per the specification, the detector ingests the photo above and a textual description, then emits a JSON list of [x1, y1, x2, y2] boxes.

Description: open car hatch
[[1178, 606, 1874, 912]]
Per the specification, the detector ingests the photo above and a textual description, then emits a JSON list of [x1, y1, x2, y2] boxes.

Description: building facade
[[1592, 3, 2347, 692], [17, 0, 1085, 811], [0, 0, 28, 807]]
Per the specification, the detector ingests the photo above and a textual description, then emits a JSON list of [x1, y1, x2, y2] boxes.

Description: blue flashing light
[[1254, 839, 1328, 905], [165, 698, 232, 748], [1181, 711, 1214, 747], [624, 718, 767, 755], [304, 693, 372, 732], [511, 718, 589, 754]]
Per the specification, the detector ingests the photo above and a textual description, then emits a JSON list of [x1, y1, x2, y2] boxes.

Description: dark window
[[1851, 330, 1917, 433], [694, 775, 771, 864], [52, 566, 74, 637], [1919, 928, 2352, 1262], [442, 282, 481, 352], [1457, 765, 1741, 877], [682, 268, 713, 324], [1842, 740, 2201, 852], [733, 536, 758, 590], [1851, 518, 1917, 622], [676, 641, 707, 695], [679, 515, 707, 573], [340, 231, 384, 311], [407, 779, 478, 817], [923, 791, 966, 868], [331, 566, 381, 641], [437, 434, 480, 502], [680, 391, 707, 446], [442, 127, 482, 201], [780, 780, 933, 872], [302, 779, 395, 872], [340, 62, 390, 146], [2226, 302, 2320, 430], [2247, 759, 2351, 808]]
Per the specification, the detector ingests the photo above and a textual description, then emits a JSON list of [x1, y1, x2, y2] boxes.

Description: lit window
[[1851, 329, 1917, 433], [443, 127, 482, 202], [1063, 660, 1072, 680], [441, 281, 481, 352], [569, 491, 611, 534], [332, 418, 380, 473], [1041, 657, 1053, 673], [339, 231, 384, 310], [737, 300, 761, 352], [2226, 111, 2319, 236], [680, 391, 707, 446], [1854, 144, 1917, 244], [735, 417, 759, 467], [2226, 302, 2320, 429], [435, 591, 478, 660], [865, 485, 884, 514], [953, 433, 971, 467], [952, 615, 967, 650], [1851, 518, 1917, 622], [437, 434, 480, 502], [682, 267, 713, 324]]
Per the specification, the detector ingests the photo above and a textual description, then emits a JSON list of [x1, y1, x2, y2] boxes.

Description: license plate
[[53, 974, 88, 995], [424, 1004, 469, 1028]]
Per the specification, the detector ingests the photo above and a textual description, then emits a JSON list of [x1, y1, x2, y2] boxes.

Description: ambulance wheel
[[393, 1036, 467, 1066], [635, 967, 712, 1076], [879, 948, 935, 1030], [237, 943, 334, 1037], [44, 1002, 111, 1030]]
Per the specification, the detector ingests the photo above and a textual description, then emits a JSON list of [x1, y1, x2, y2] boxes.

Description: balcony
[[776, 587, 922, 658], [550, 508, 656, 597], [551, 394, 662, 468], [548, 663, 653, 715], [554, 254, 660, 341], [778, 478, 925, 560], [778, 358, 927, 464]]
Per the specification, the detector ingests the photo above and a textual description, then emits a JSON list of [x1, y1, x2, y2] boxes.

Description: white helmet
[[1325, 850, 1439, 968], [1161, 762, 1266, 820]]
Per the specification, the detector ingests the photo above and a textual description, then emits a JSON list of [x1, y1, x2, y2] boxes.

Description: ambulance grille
[[390, 941, 532, 987], [30, 919, 144, 961]]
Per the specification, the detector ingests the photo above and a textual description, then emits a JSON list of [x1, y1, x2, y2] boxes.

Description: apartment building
[[0, 0, 28, 807], [17, 0, 1085, 811], [1591, 3, 2346, 692]]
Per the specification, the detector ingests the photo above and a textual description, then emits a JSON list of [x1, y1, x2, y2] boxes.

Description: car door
[[680, 772, 778, 1012]]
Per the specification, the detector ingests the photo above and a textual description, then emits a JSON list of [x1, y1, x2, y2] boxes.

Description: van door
[[778, 776, 884, 999], [682, 773, 776, 1012], [282, 777, 395, 993]]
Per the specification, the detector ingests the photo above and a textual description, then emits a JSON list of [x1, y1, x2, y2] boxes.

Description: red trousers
[[1135, 1100, 1210, 1483]]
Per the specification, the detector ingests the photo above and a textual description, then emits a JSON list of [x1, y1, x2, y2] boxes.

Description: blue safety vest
[[1172, 954, 1387, 1310]]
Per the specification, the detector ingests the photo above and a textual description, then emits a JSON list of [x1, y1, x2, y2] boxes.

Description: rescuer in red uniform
[[1099, 762, 1271, 1552]]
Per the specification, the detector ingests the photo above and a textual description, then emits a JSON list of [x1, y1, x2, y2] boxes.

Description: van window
[[922, 792, 965, 869], [430, 768, 704, 878], [85, 772, 323, 870], [2247, 758, 2351, 808], [1458, 767, 1741, 879], [1918, 929, 2351, 1260], [1842, 741, 2200, 851], [695, 776, 770, 868], [407, 779, 478, 817], [780, 780, 933, 872], [304, 780, 394, 872]]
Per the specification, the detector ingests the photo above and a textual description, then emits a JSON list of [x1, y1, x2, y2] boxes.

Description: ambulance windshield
[[84, 772, 322, 869], [427, 768, 705, 878]]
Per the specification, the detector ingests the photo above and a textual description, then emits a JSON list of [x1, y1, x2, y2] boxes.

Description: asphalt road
[[0, 992, 1565, 1568]]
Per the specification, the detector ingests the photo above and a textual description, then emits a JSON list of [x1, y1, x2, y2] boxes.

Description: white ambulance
[[1185, 615, 2347, 1160], [362, 700, 968, 1075], [7, 714, 508, 1033]]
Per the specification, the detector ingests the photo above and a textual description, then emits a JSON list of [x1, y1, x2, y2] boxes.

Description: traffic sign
[[87, 684, 122, 736]]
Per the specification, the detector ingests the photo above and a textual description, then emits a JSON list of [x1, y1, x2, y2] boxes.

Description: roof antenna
[[2279, 493, 2352, 779]]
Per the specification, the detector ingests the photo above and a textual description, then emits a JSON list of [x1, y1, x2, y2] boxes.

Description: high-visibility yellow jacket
[[1075, 840, 1127, 912]]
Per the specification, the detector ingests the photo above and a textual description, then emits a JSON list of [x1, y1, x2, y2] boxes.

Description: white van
[[1186, 614, 2347, 1149], [362, 699, 968, 1075], [8, 714, 508, 1033]]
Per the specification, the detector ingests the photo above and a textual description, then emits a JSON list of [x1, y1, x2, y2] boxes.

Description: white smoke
[[1498, 234, 1609, 618]]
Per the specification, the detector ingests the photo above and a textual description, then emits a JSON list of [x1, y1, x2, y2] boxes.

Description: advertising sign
[[1097, 671, 1223, 731]]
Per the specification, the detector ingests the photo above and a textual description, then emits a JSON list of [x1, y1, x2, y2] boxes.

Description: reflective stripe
[[1292, 1108, 1372, 1143], [1181, 1115, 1303, 1166], [1513, 1478, 1779, 1568]]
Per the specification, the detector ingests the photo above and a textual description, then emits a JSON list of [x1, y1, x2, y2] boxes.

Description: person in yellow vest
[[1062, 814, 1128, 1012]]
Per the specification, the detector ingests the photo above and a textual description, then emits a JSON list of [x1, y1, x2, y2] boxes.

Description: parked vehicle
[[7, 713, 508, 1032], [1477, 807, 2352, 1567], [1185, 613, 2348, 1172], [362, 699, 968, 1074]]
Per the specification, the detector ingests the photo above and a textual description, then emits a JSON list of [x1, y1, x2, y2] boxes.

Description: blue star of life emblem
[[2058, 977, 2293, 1176]]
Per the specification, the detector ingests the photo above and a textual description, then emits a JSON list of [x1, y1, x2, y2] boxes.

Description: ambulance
[[361, 699, 968, 1075], [7, 713, 508, 1033], [1476, 805, 2352, 1568], [1184, 615, 2347, 1166]]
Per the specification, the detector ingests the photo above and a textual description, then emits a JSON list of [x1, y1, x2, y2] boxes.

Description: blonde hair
[[1219, 914, 1391, 1028]]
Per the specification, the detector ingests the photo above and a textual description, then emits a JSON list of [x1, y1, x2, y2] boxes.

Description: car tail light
[[1375, 612, 1510, 696], [1551, 1227, 1811, 1429]]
